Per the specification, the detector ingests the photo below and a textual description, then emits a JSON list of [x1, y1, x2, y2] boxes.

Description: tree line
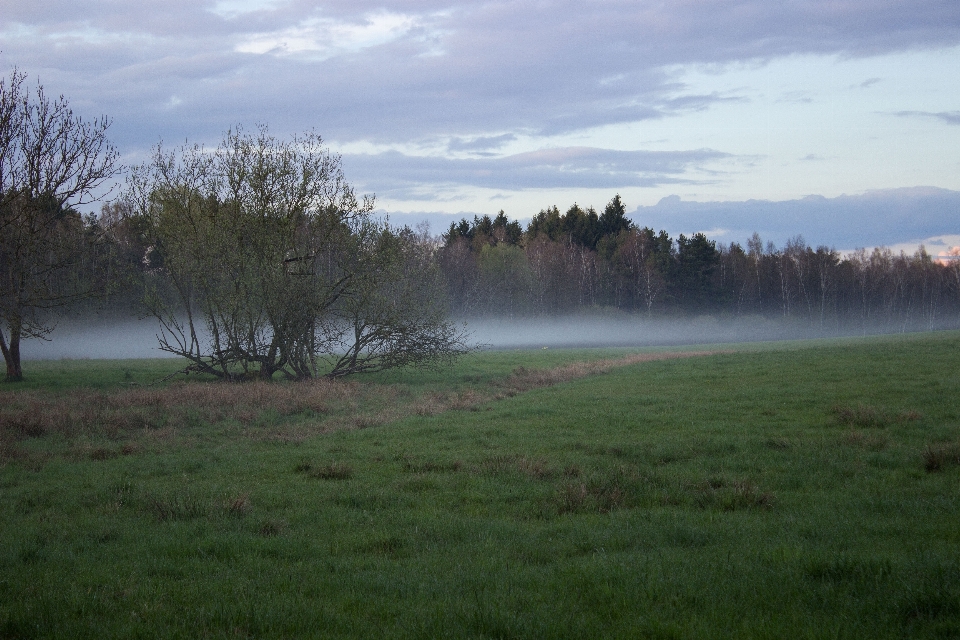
[[436, 199, 960, 335]]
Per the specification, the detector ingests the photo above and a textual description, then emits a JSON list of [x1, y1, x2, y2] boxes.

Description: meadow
[[1, 333, 959, 638]]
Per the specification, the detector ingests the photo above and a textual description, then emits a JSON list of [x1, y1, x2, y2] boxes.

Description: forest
[[436, 195, 960, 334]]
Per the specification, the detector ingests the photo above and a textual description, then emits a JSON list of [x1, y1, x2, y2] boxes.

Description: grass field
[[2, 333, 959, 638]]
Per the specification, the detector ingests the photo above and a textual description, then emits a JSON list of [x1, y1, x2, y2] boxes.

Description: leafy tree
[[599, 194, 632, 238], [437, 235, 479, 315], [0, 69, 121, 382], [673, 233, 720, 312], [128, 125, 468, 380], [492, 210, 523, 245], [526, 205, 563, 242], [477, 243, 534, 317], [325, 224, 470, 376], [445, 211, 523, 250]]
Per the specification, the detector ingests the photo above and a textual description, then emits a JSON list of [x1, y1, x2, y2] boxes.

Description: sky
[[3, 0, 960, 253]]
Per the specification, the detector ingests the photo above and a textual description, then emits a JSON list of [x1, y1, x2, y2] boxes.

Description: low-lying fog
[[463, 315, 875, 349], [20, 320, 180, 360], [20, 314, 909, 361]]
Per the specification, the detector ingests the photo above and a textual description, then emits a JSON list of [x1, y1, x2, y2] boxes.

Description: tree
[[674, 233, 720, 312], [614, 228, 666, 314], [598, 194, 632, 238], [0, 69, 121, 382], [128, 125, 468, 380], [323, 224, 470, 377], [476, 244, 534, 317]]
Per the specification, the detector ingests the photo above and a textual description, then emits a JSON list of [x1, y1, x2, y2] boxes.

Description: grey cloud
[[343, 147, 732, 197], [894, 110, 960, 125], [3, 0, 959, 151], [631, 186, 960, 249], [447, 134, 516, 153]]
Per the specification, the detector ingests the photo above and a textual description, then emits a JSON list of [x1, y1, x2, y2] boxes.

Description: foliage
[[323, 225, 472, 377], [0, 68, 121, 381], [127, 126, 469, 380], [443, 210, 523, 249]]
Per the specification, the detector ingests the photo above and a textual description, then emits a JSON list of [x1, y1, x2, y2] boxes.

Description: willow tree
[[128, 126, 468, 380], [0, 69, 120, 382]]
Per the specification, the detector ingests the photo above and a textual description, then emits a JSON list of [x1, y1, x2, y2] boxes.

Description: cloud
[[447, 133, 516, 154], [4, 0, 959, 150], [894, 110, 960, 125], [631, 187, 960, 249], [233, 11, 421, 59], [343, 146, 733, 198], [210, 0, 281, 19]]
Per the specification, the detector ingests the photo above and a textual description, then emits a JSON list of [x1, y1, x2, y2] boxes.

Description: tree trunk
[[1, 317, 24, 382]]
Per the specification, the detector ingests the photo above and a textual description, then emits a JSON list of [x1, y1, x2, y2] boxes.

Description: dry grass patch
[[501, 351, 721, 394], [298, 461, 353, 480], [0, 377, 364, 443], [556, 479, 627, 514], [832, 403, 924, 429], [480, 454, 554, 479], [922, 442, 960, 472], [1, 350, 720, 462], [841, 430, 888, 451], [691, 478, 775, 511]]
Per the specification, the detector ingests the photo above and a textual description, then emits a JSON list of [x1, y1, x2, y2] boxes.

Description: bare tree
[[813, 246, 839, 331], [0, 69, 120, 381], [615, 228, 664, 316]]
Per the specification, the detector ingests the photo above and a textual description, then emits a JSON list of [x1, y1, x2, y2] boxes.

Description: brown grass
[[691, 478, 775, 511], [922, 442, 960, 472], [480, 454, 554, 479], [841, 429, 888, 451], [1, 350, 718, 463], [0, 377, 364, 456], [556, 479, 627, 514], [832, 403, 924, 429], [500, 351, 720, 395], [301, 461, 353, 480]]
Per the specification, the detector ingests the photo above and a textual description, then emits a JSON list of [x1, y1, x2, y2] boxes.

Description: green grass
[[1, 358, 197, 391], [2, 333, 960, 638]]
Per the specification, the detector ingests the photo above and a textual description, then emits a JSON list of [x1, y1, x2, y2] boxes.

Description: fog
[[19, 319, 179, 361], [462, 314, 873, 350], [18, 314, 917, 361]]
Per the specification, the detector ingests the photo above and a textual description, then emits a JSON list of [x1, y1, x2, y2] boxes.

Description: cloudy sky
[[3, 0, 960, 251]]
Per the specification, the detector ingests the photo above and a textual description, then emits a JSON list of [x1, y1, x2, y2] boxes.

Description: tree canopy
[[127, 126, 469, 380]]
